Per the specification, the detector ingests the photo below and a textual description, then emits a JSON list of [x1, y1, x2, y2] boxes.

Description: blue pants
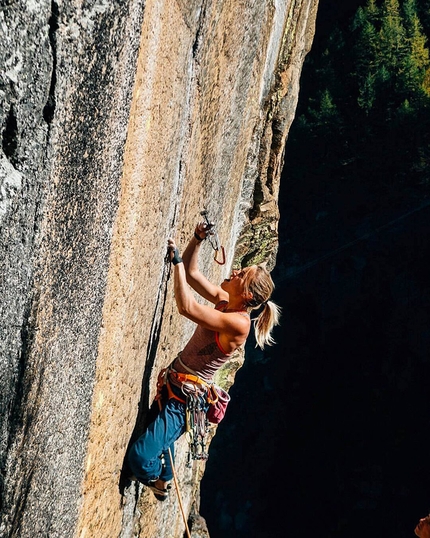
[[128, 397, 186, 483]]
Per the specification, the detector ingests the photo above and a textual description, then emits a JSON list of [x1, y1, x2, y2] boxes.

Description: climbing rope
[[157, 396, 191, 538]]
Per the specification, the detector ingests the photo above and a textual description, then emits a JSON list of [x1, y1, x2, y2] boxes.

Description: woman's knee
[[128, 441, 162, 481]]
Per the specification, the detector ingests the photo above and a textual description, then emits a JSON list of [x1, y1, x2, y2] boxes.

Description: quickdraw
[[200, 209, 226, 265], [185, 392, 209, 463]]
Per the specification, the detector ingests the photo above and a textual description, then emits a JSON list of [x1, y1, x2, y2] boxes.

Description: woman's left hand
[[168, 238, 183, 265], [167, 238, 177, 262]]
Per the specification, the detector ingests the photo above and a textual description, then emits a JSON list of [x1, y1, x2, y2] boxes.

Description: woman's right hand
[[195, 221, 214, 240]]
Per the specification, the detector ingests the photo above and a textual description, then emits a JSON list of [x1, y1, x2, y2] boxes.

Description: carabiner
[[214, 246, 226, 265], [200, 209, 226, 265]]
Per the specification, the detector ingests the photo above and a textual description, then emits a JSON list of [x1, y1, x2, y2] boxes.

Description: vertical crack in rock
[[126, 258, 172, 460], [144, 259, 171, 396], [43, 0, 59, 125], [2, 105, 18, 167], [120, 260, 172, 529], [9, 468, 34, 537], [144, 201, 187, 394], [1, 293, 39, 534], [191, 1, 206, 60]]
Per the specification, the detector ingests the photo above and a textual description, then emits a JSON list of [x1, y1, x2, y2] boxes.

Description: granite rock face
[[0, 1, 318, 537]]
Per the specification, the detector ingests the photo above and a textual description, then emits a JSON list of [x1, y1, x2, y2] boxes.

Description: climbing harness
[[200, 209, 226, 265], [155, 358, 226, 464], [156, 365, 213, 462]]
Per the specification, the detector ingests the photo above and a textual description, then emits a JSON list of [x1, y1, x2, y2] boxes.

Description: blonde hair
[[243, 265, 281, 349]]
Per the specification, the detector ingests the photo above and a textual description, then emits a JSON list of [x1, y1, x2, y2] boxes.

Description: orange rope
[[157, 399, 191, 538]]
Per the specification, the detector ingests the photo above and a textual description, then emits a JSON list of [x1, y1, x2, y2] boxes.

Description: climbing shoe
[[146, 480, 171, 501]]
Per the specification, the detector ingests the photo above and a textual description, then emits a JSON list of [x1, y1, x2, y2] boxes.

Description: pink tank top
[[172, 301, 249, 381]]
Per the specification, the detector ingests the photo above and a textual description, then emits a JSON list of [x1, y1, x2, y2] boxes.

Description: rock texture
[[0, 1, 318, 537]]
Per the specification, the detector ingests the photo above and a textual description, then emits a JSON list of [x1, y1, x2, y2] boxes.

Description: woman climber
[[127, 220, 281, 500]]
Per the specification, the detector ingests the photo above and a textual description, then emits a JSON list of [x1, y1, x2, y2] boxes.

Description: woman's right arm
[[177, 224, 227, 305]]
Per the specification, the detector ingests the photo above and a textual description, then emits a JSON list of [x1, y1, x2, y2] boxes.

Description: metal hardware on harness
[[200, 209, 226, 265], [185, 392, 210, 463]]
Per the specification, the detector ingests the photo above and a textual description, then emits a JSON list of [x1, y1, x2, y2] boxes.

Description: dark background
[[201, 1, 430, 536]]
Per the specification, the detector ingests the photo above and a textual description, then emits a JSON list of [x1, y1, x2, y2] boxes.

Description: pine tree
[[352, 3, 380, 113], [416, 0, 430, 38], [401, 0, 430, 98], [378, 0, 408, 110]]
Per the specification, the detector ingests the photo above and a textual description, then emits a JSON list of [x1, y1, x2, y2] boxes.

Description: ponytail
[[242, 264, 281, 349], [253, 300, 281, 349]]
